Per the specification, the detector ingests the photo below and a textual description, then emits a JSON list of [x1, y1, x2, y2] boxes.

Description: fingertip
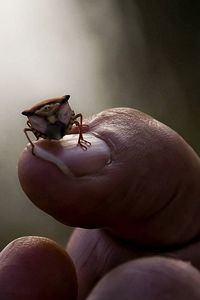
[[18, 133, 113, 227], [0, 236, 77, 300], [87, 257, 200, 300]]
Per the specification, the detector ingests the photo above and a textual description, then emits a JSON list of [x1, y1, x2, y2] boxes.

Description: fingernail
[[27, 134, 111, 177]]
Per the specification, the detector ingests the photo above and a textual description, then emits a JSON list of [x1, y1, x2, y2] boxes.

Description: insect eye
[[37, 105, 54, 114], [43, 105, 51, 111], [35, 103, 60, 115]]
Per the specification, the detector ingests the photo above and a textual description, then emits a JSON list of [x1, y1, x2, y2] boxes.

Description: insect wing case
[[28, 115, 48, 135], [57, 102, 75, 134]]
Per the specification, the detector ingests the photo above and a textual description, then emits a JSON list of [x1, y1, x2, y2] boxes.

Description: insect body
[[22, 95, 91, 154]]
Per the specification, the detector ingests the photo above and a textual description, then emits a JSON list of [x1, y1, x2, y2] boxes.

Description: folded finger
[[86, 257, 200, 300]]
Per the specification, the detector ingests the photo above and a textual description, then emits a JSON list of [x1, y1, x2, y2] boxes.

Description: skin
[[0, 236, 77, 300], [1, 107, 200, 299], [86, 257, 200, 300]]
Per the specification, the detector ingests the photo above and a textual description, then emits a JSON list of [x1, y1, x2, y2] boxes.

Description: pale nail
[[27, 134, 111, 177]]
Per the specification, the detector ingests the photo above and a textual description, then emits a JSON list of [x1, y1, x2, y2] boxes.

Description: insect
[[22, 95, 91, 154]]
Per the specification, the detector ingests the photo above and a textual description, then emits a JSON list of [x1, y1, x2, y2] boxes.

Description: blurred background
[[0, 0, 199, 249]]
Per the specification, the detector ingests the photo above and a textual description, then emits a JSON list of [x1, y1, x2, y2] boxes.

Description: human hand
[[2, 107, 200, 299]]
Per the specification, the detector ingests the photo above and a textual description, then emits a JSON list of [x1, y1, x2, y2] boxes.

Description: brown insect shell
[[22, 95, 75, 139], [22, 95, 70, 116]]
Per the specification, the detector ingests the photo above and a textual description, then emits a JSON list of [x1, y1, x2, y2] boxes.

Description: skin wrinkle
[[99, 241, 123, 277], [80, 236, 103, 293], [88, 112, 166, 223], [67, 228, 200, 299], [89, 110, 137, 151], [104, 154, 177, 235], [67, 228, 154, 300], [127, 181, 180, 225], [67, 230, 103, 300], [82, 242, 129, 299]]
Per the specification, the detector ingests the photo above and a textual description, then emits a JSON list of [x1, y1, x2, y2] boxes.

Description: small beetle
[[22, 95, 91, 154]]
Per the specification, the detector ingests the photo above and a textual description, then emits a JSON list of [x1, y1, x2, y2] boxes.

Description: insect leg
[[24, 128, 35, 155], [27, 120, 31, 128], [74, 113, 91, 150]]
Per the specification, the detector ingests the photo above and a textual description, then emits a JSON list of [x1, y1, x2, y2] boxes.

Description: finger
[[67, 228, 152, 300], [18, 108, 200, 245], [0, 236, 77, 300], [67, 229, 200, 299], [86, 257, 200, 300]]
